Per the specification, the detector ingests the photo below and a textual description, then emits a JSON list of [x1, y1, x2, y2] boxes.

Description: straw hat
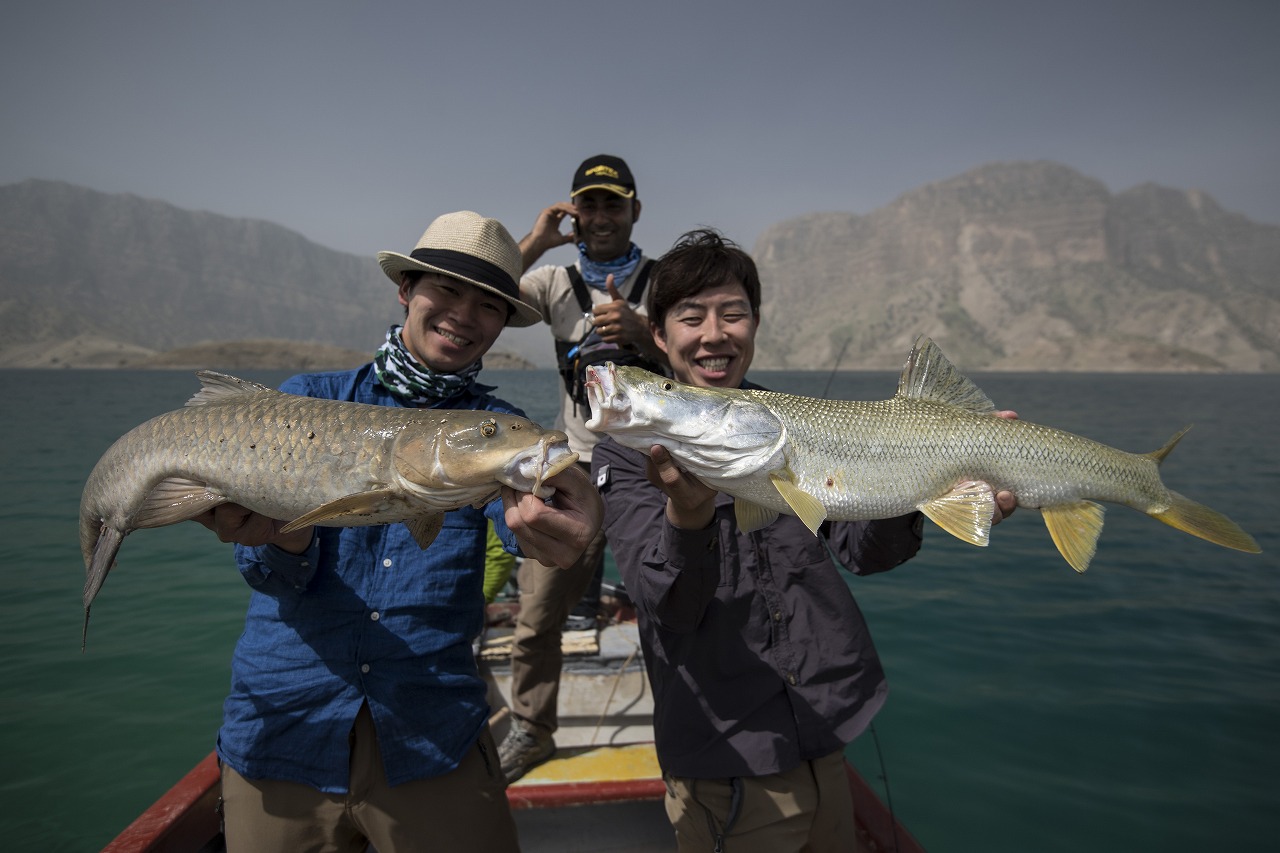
[[377, 211, 540, 327]]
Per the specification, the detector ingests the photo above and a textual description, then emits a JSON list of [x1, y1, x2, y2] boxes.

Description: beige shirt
[[520, 258, 652, 462]]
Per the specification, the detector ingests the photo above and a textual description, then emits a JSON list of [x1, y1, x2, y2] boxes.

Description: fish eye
[[480, 419, 497, 437], [661, 381, 673, 391]]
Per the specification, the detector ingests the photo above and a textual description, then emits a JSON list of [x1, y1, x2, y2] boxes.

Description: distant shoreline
[[0, 336, 538, 371]]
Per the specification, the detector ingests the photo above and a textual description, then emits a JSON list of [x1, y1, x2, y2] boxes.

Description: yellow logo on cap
[[584, 165, 621, 180]]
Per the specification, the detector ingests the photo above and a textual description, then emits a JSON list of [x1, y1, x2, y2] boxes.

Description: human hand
[[502, 465, 603, 568], [534, 203, 578, 249], [646, 444, 718, 530], [519, 202, 578, 269], [591, 276, 650, 348], [192, 503, 314, 553], [992, 410, 1018, 524]]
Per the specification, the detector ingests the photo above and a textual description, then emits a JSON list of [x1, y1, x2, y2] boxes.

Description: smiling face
[[397, 272, 508, 373], [653, 278, 758, 389], [572, 189, 641, 262]]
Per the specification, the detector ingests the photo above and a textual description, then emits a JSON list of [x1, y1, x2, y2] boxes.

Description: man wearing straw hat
[[196, 211, 603, 853], [498, 155, 667, 781]]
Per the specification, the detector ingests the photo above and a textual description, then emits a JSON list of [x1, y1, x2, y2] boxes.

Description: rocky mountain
[[0, 180, 400, 360], [2, 167, 1276, 372], [0, 179, 538, 369], [752, 161, 1279, 371]]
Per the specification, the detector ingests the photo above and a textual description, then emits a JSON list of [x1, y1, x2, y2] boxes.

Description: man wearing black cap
[[497, 155, 667, 781]]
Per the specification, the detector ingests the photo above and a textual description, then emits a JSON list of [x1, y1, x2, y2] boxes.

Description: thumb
[[605, 275, 623, 301]]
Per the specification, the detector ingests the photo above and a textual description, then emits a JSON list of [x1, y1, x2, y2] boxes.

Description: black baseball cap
[[571, 154, 636, 199]]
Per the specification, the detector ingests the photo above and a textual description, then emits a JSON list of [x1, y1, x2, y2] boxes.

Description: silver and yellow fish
[[584, 337, 1259, 571], [80, 371, 578, 644]]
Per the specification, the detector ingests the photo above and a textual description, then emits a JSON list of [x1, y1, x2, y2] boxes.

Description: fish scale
[[79, 371, 578, 647], [585, 337, 1259, 574], [754, 394, 1167, 518]]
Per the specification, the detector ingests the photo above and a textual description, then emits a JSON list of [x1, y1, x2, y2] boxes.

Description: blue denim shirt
[[216, 364, 520, 791]]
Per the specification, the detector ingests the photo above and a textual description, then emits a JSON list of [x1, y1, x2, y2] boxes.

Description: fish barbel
[[584, 337, 1259, 571], [80, 371, 578, 645]]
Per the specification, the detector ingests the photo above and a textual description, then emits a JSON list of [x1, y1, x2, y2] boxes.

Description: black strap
[[564, 260, 653, 314]]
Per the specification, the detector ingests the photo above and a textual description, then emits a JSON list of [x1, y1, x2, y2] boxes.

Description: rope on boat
[[588, 643, 640, 745]]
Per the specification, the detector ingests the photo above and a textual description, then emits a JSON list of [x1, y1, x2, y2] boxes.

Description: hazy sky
[[4, 0, 1277, 268]]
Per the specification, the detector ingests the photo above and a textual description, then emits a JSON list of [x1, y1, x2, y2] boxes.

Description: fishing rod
[[817, 336, 904, 852], [820, 337, 852, 399]]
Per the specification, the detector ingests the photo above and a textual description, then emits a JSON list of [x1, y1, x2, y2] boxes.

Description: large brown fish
[[585, 337, 1260, 571], [80, 371, 577, 645]]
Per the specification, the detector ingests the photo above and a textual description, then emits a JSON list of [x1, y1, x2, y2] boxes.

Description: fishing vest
[[553, 261, 665, 412]]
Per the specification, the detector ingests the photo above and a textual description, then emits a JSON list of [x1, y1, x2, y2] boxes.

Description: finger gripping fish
[[80, 371, 578, 646], [584, 337, 1259, 572]]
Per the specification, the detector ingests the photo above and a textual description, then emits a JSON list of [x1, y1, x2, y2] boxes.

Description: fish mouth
[[583, 362, 630, 432], [505, 435, 579, 498]]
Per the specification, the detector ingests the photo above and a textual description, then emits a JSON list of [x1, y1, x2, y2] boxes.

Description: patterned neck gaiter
[[373, 324, 481, 406], [577, 242, 643, 291]]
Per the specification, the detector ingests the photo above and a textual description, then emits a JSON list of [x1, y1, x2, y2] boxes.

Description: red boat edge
[[102, 747, 924, 852], [102, 752, 222, 853]]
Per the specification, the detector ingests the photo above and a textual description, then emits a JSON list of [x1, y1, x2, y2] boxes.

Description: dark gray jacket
[[593, 435, 923, 779]]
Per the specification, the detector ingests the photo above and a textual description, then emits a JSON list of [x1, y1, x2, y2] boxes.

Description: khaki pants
[[221, 705, 518, 853], [663, 750, 855, 853], [508, 464, 604, 733]]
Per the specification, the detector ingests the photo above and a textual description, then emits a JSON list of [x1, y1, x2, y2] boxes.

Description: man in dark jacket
[[591, 229, 1017, 852]]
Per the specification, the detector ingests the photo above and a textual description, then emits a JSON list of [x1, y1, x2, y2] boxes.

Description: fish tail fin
[[1042, 501, 1106, 573], [1151, 491, 1261, 554], [82, 525, 125, 651]]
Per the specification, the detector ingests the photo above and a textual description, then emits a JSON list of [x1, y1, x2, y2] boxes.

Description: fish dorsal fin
[[920, 480, 995, 546], [187, 370, 274, 407], [405, 514, 445, 550], [769, 473, 827, 535], [1041, 500, 1105, 573], [280, 490, 401, 533], [734, 498, 779, 533], [1147, 425, 1192, 465], [896, 337, 996, 414]]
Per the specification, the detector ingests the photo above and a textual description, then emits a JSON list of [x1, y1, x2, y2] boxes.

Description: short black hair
[[646, 229, 762, 327]]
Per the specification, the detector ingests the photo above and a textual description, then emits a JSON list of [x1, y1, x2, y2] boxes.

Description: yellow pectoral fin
[[769, 474, 827, 535], [921, 480, 996, 546], [405, 514, 445, 549], [280, 490, 400, 533], [1041, 500, 1105, 573], [734, 498, 780, 533]]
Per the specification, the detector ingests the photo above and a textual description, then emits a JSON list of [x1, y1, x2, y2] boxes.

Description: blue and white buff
[[577, 242, 643, 291], [374, 324, 481, 406]]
